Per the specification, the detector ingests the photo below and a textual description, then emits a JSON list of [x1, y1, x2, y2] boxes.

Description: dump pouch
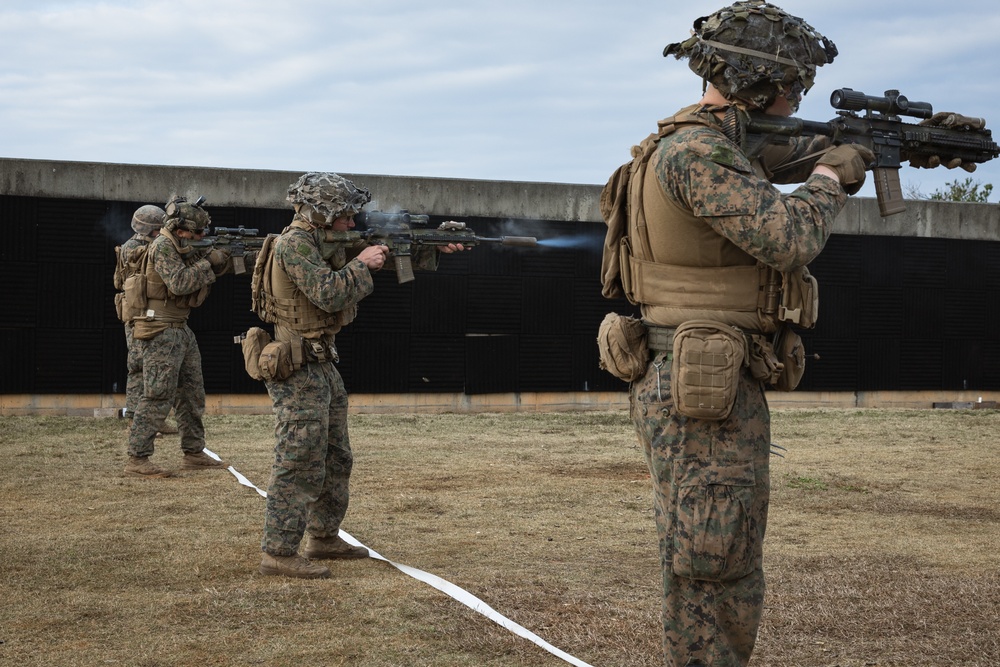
[[597, 312, 648, 382], [670, 320, 746, 421], [241, 327, 272, 381]]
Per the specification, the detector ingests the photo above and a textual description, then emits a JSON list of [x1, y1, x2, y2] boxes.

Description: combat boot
[[303, 534, 369, 560], [181, 451, 228, 469], [124, 456, 173, 478], [259, 553, 330, 579]]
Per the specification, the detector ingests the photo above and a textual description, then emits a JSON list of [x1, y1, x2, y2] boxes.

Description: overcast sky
[[2, 0, 999, 203]]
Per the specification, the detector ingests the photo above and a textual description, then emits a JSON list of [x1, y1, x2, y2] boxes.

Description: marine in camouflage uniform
[[601, 3, 873, 665], [124, 196, 254, 478], [114, 205, 166, 418], [254, 172, 464, 579]]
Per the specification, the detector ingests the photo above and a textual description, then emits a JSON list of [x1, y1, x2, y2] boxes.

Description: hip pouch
[[259, 340, 295, 382], [671, 457, 757, 582], [671, 320, 746, 421], [597, 312, 648, 382], [240, 327, 272, 381]]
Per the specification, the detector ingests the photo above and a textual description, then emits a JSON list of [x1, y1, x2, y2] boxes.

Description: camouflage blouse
[[652, 122, 847, 272]]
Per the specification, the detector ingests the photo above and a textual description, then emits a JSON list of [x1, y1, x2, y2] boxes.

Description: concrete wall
[[3, 156, 999, 415], [0, 158, 603, 223], [2, 156, 999, 239]]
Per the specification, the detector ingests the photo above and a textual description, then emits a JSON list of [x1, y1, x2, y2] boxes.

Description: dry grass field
[[1, 408, 997, 667]]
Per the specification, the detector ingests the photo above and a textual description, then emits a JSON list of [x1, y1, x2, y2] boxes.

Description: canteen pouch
[[241, 327, 272, 381], [671, 320, 745, 421], [671, 457, 757, 582], [597, 312, 648, 382], [770, 325, 806, 392], [259, 340, 295, 382]]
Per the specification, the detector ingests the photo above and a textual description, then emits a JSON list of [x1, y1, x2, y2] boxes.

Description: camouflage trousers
[[127, 326, 206, 458], [630, 351, 770, 667], [124, 323, 142, 415], [261, 360, 353, 557]]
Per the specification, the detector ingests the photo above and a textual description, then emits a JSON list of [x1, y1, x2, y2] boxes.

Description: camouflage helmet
[[163, 196, 211, 233], [131, 204, 165, 236], [286, 172, 371, 225], [664, 0, 838, 111]]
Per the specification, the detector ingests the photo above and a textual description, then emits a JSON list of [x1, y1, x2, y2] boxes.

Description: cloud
[[1, 0, 998, 195]]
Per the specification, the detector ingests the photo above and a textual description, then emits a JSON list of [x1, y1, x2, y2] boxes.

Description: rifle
[[192, 226, 267, 274], [324, 210, 539, 283], [745, 88, 1000, 216]]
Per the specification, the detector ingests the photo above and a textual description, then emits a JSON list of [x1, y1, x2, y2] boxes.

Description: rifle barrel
[[476, 236, 537, 247], [500, 236, 538, 247]]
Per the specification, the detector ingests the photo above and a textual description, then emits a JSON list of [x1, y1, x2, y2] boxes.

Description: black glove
[[816, 144, 876, 195]]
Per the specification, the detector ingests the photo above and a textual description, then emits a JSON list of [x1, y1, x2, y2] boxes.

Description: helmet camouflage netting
[[287, 172, 371, 224], [664, 0, 838, 110]]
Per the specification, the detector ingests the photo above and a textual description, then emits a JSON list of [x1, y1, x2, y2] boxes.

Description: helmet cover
[[164, 196, 211, 232], [286, 172, 371, 226], [131, 204, 166, 236], [664, 0, 838, 110]]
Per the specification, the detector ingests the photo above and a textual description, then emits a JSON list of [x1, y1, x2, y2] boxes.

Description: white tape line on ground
[[203, 448, 594, 667]]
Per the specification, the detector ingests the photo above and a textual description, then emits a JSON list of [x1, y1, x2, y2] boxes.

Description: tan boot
[[259, 553, 330, 579], [157, 420, 179, 435], [303, 535, 369, 560], [124, 456, 173, 479], [181, 451, 227, 469]]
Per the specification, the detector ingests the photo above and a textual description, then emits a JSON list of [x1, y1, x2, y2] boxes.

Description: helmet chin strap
[[293, 204, 333, 229]]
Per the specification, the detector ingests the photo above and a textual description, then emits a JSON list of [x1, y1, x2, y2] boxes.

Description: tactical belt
[[645, 324, 675, 352], [302, 338, 339, 364], [138, 319, 186, 328]]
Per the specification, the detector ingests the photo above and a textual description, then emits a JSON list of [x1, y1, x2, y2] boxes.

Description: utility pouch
[[122, 274, 147, 313], [240, 327, 272, 381], [779, 266, 818, 329], [114, 292, 126, 322], [671, 457, 757, 582], [747, 334, 783, 385], [597, 312, 648, 382], [113, 246, 126, 291], [618, 236, 637, 305], [259, 340, 295, 382], [771, 326, 807, 392], [670, 320, 745, 421]]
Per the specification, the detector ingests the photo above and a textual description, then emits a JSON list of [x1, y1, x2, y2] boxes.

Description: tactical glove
[[906, 112, 982, 172], [816, 144, 876, 195], [208, 248, 230, 269]]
